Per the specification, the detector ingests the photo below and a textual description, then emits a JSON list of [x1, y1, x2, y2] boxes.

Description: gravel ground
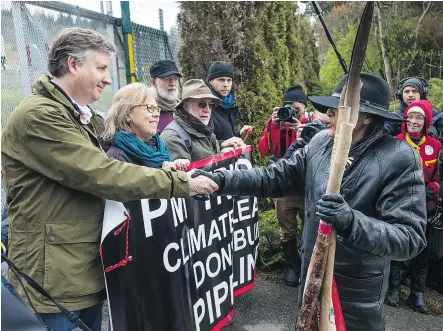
[[101, 269, 443, 330]]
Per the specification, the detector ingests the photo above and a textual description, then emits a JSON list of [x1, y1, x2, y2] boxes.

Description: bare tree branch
[[402, 1, 432, 74], [375, 2, 393, 95]]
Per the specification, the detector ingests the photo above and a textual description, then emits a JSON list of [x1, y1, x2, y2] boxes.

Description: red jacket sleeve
[[257, 119, 272, 156], [257, 119, 286, 157]]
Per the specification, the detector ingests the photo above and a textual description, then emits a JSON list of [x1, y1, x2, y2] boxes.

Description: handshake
[[186, 169, 219, 197]]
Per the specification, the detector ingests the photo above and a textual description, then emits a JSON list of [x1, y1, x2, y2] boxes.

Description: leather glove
[[426, 186, 435, 203], [316, 193, 355, 237], [428, 213, 443, 229], [428, 198, 443, 229]]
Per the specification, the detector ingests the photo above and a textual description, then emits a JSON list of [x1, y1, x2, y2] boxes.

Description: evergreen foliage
[[178, 1, 320, 166]]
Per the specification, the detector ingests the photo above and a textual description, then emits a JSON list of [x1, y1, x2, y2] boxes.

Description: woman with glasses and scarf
[[161, 79, 245, 162], [101, 83, 189, 170]]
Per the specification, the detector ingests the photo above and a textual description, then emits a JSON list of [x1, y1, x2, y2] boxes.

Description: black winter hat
[[400, 77, 428, 100], [150, 60, 182, 78], [308, 73, 401, 121], [401, 78, 423, 94], [283, 85, 307, 106], [207, 61, 234, 81]]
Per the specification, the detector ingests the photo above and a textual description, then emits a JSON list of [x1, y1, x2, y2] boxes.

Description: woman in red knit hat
[[386, 99, 441, 313]]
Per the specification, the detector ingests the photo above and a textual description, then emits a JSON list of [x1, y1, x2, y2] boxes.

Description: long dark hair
[[363, 114, 385, 138]]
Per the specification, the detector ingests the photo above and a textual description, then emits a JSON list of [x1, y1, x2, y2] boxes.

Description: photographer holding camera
[[258, 85, 313, 160], [257, 85, 312, 287]]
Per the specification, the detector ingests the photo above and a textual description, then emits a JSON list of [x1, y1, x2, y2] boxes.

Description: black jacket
[[106, 144, 136, 164], [212, 130, 427, 331], [207, 83, 240, 140], [211, 104, 240, 140]]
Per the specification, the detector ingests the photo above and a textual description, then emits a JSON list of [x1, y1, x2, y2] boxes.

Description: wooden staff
[[319, 3, 374, 330], [296, 3, 374, 330]]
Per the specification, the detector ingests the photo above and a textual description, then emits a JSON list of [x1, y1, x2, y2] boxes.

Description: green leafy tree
[[430, 78, 443, 111], [311, 1, 443, 98], [319, 24, 381, 94]]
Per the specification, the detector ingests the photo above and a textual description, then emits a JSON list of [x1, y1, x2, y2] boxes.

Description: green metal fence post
[[121, 1, 136, 83]]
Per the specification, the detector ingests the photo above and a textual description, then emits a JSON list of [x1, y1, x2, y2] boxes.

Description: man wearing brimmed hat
[[190, 73, 427, 331], [206, 61, 252, 141], [385, 76, 443, 141], [149, 60, 182, 132], [161, 79, 246, 162]]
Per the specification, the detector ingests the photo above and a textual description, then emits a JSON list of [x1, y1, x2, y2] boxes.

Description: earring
[[126, 117, 132, 124]]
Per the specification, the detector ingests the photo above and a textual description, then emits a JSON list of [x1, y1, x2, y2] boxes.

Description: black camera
[[301, 119, 326, 146], [277, 104, 300, 122]]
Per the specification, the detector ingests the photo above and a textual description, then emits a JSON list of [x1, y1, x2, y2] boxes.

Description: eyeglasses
[[195, 101, 216, 110], [133, 104, 161, 114], [406, 115, 425, 121]]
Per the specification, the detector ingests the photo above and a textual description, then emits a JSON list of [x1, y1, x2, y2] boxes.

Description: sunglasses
[[194, 101, 216, 110], [133, 104, 161, 114]]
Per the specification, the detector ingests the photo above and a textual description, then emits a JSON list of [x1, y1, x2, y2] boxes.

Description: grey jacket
[[161, 115, 220, 162], [208, 130, 427, 331]]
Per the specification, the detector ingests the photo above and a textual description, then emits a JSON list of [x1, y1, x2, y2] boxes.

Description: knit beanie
[[401, 78, 424, 98], [207, 61, 234, 81], [283, 85, 307, 106], [406, 106, 425, 117]]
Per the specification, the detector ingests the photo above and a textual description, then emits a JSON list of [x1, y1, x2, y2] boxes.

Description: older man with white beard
[[149, 60, 182, 132]]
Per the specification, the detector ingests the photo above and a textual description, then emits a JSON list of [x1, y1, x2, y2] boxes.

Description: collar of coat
[[34, 75, 98, 121], [405, 133, 427, 157], [33, 75, 103, 146]]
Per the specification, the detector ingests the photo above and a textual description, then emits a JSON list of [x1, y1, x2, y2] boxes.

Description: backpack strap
[[164, 121, 192, 152]]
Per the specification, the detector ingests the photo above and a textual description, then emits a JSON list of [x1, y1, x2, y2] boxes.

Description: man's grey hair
[[48, 27, 115, 78]]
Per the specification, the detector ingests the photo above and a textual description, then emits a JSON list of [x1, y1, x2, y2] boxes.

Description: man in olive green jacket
[[1, 28, 217, 330]]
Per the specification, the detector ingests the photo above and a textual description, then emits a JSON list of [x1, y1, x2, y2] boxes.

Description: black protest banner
[[100, 147, 259, 331]]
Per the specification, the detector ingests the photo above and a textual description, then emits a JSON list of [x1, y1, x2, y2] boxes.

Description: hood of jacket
[[401, 99, 433, 136]]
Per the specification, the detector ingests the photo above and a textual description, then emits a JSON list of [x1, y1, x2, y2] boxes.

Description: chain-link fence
[[1, 0, 182, 214], [129, 1, 181, 83], [132, 23, 181, 83], [1, 2, 126, 126]]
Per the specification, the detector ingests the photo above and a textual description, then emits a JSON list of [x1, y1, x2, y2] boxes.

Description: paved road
[[226, 278, 443, 331], [101, 275, 443, 331]]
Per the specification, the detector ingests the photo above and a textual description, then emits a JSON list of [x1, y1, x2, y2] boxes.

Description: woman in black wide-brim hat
[[191, 73, 427, 331]]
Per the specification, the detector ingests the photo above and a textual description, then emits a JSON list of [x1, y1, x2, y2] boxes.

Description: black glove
[[429, 198, 443, 228], [426, 186, 435, 203], [428, 213, 443, 229], [316, 193, 355, 237]]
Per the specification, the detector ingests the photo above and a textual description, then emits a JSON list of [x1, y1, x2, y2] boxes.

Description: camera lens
[[277, 107, 290, 121], [302, 127, 318, 142]]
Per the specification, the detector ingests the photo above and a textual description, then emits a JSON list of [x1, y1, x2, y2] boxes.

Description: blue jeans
[[39, 302, 103, 331]]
